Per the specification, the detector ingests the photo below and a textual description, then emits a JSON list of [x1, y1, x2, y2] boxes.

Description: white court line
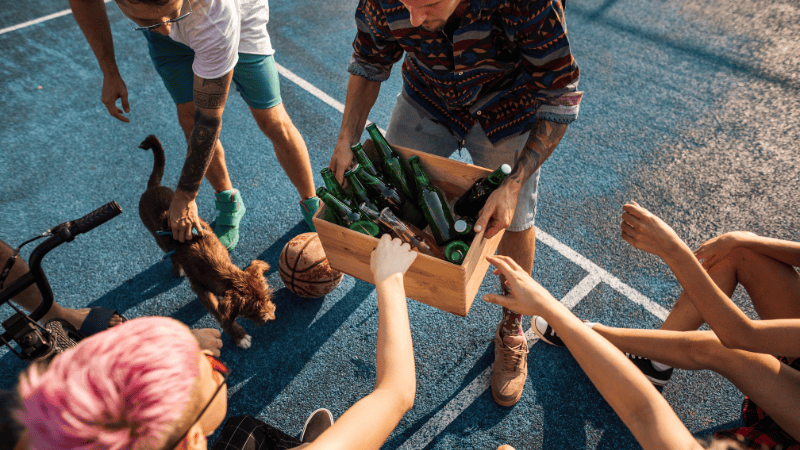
[[0, 0, 112, 36], [560, 273, 602, 310], [399, 327, 540, 450], [535, 227, 669, 321], [3, 11, 671, 449]]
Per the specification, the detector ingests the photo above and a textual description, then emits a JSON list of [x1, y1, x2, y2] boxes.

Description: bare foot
[[41, 307, 124, 332]]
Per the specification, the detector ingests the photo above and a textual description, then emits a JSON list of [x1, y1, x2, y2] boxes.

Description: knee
[[177, 111, 195, 139], [256, 109, 294, 142]]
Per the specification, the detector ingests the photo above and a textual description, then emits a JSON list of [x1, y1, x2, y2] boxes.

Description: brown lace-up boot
[[490, 321, 529, 406]]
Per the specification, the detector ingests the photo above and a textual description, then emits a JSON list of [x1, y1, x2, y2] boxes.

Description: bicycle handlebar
[[0, 201, 123, 322]]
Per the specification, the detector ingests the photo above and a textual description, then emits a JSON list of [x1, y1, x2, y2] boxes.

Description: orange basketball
[[279, 232, 343, 298]]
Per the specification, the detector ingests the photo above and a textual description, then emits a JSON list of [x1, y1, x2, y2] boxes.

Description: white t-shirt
[[169, 0, 274, 80]]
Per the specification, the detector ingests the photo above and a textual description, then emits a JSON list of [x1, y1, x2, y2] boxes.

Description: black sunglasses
[[163, 354, 230, 450]]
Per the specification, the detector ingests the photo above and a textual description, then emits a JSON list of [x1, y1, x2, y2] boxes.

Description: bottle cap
[[444, 240, 470, 264], [454, 220, 470, 233]]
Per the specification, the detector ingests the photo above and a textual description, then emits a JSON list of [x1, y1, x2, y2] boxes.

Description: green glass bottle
[[453, 218, 476, 244], [454, 164, 512, 218], [350, 143, 381, 178], [360, 204, 444, 259], [352, 164, 428, 230], [344, 166, 380, 212], [408, 156, 457, 246], [316, 186, 363, 227], [349, 220, 380, 237], [365, 123, 416, 200], [444, 240, 470, 265], [320, 167, 354, 208]]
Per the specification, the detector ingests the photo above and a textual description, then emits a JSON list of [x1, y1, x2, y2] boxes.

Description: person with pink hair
[[14, 234, 419, 450]]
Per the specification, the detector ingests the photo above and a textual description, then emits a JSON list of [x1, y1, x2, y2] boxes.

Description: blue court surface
[[1, 0, 799, 448]]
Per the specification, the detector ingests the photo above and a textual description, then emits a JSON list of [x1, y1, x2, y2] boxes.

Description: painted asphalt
[[1, 0, 799, 448]]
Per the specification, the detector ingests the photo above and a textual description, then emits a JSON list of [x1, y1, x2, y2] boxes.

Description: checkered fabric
[[714, 358, 800, 450], [211, 415, 303, 450]]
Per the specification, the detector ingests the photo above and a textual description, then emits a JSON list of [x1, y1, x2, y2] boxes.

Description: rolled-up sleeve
[[347, 0, 404, 82], [519, 0, 582, 124]]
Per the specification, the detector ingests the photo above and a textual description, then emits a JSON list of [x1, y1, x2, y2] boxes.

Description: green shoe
[[214, 189, 246, 251], [300, 196, 321, 232]]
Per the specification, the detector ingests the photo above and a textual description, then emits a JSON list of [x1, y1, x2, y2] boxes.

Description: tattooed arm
[[474, 119, 568, 239], [169, 72, 233, 242]]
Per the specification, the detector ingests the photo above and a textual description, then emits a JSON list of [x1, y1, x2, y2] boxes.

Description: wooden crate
[[312, 139, 504, 316]]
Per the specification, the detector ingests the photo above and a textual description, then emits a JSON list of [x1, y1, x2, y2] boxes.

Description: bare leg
[[1, 241, 122, 328], [496, 227, 536, 334], [593, 325, 800, 441], [249, 103, 316, 199], [661, 247, 800, 331], [176, 102, 233, 192]]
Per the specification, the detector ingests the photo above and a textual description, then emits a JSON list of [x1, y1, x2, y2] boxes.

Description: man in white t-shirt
[[69, 0, 320, 251]]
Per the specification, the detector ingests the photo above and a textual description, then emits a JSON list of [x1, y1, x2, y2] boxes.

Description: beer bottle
[[352, 164, 428, 230], [321, 167, 354, 208], [344, 165, 380, 212], [365, 123, 416, 200], [359, 204, 444, 259], [454, 164, 512, 218], [316, 187, 363, 228], [453, 218, 476, 244], [350, 143, 380, 178], [444, 240, 470, 265], [408, 156, 457, 246]]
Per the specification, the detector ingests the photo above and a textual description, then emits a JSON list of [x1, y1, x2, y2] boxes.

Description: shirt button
[[458, 71, 463, 75], [477, 111, 482, 115]]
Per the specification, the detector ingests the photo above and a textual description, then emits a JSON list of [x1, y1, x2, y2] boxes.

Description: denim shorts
[[141, 31, 282, 110], [385, 93, 540, 232]]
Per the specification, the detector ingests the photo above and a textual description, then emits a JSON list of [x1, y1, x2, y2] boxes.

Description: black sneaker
[[626, 353, 674, 386], [531, 315, 565, 347], [300, 408, 334, 443]]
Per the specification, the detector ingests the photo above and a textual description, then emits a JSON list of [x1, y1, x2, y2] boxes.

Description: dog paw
[[236, 334, 252, 349]]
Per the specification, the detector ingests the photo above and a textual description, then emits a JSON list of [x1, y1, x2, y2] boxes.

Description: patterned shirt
[[349, 0, 583, 144]]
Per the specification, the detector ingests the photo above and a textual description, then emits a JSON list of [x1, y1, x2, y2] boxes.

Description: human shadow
[[220, 276, 376, 419]]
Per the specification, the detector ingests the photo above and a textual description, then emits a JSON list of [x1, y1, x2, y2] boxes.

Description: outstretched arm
[[475, 119, 567, 238], [168, 72, 233, 242], [483, 255, 702, 450], [621, 202, 800, 356], [695, 231, 800, 270], [309, 235, 417, 450], [329, 75, 382, 184], [68, 0, 130, 122]]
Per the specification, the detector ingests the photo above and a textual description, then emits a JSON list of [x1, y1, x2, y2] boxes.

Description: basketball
[[279, 232, 343, 298]]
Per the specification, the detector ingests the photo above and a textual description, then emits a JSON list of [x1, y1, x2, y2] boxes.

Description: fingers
[[486, 254, 522, 274], [120, 91, 130, 114], [105, 102, 130, 123], [482, 292, 511, 308], [474, 207, 492, 235]]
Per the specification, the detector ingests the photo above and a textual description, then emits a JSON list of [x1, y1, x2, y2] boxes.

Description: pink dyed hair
[[17, 317, 201, 450]]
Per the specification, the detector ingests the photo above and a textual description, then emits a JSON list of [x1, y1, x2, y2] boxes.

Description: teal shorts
[[141, 31, 282, 110]]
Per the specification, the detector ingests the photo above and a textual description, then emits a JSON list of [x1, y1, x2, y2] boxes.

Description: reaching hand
[[191, 328, 223, 357], [370, 234, 418, 285], [101, 73, 130, 123], [473, 184, 518, 240], [694, 231, 758, 270], [482, 254, 557, 316], [620, 201, 689, 261], [329, 140, 356, 185], [168, 192, 205, 243]]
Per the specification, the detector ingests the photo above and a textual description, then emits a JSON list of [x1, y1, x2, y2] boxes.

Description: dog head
[[219, 260, 276, 325]]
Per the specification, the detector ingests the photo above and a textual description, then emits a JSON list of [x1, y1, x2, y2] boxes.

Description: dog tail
[[139, 135, 166, 190]]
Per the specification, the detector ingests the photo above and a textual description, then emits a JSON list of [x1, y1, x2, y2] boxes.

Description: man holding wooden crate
[[328, 0, 582, 406]]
